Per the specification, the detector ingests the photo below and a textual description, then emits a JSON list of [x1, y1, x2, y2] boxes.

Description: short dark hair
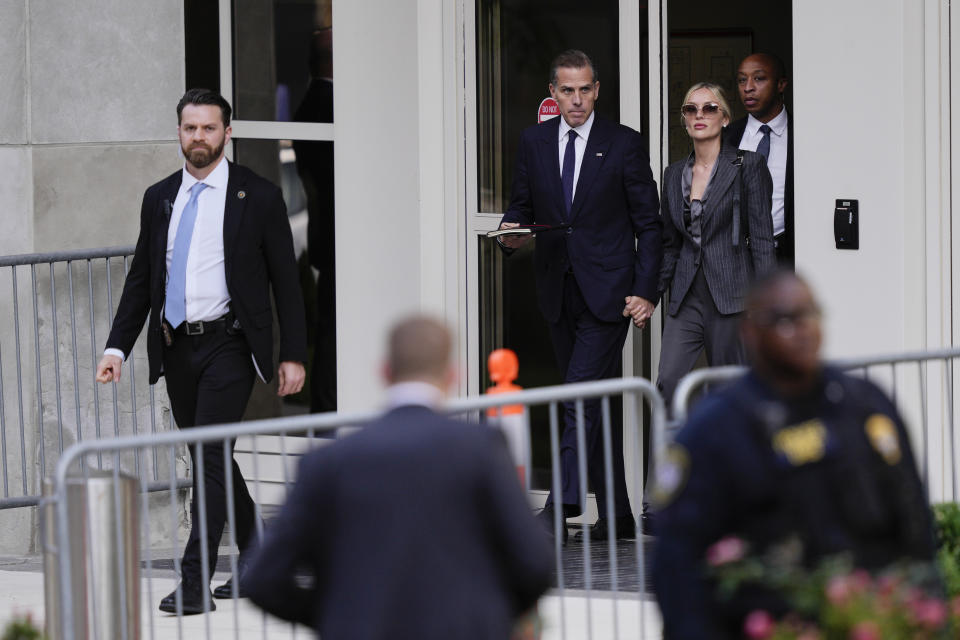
[[177, 88, 232, 127], [745, 268, 808, 315], [387, 315, 452, 383], [550, 49, 597, 85], [747, 53, 787, 83]]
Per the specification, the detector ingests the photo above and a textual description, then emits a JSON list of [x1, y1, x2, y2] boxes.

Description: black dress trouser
[[162, 326, 257, 584]]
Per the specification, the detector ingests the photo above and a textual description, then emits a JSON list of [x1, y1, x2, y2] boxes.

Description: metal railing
[[671, 347, 960, 502], [0, 246, 189, 511], [47, 377, 666, 640]]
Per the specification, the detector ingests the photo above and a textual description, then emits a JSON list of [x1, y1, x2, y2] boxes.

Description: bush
[[934, 502, 960, 597], [1, 615, 43, 640]]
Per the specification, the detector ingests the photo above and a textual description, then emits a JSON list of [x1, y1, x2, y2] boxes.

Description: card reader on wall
[[834, 199, 859, 250]]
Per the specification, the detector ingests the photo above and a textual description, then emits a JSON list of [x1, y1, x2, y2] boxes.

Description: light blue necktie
[[165, 182, 209, 327]]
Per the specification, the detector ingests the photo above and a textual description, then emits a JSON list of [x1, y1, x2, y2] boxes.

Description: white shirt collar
[[558, 110, 595, 143], [385, 381, 447, 409], [181, 156, 229, 191], [746, 108, 788, 138]]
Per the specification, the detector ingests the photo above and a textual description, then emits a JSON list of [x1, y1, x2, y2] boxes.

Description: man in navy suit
[[243, 315, 553, 639], [498, 50, 662, 541]]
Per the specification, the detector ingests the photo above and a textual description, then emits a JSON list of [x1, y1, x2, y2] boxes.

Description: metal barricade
[[670, 347, 960, 503], [47, 377, 666, 640], [0, 246, 189, 517]]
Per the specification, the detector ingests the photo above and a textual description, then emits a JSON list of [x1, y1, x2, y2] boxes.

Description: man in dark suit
[[96, 88, 307, 614], [724, 53, 794, 266], [498, 50, 662, 541], [242, 315, 553, 639]]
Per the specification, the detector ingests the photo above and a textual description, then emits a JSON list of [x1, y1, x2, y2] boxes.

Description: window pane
[[234, 138, 337, 414], [476, 0, 620, 213], [233, 0, 332, 122]]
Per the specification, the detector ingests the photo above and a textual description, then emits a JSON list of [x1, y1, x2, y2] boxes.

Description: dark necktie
[[756, 124, 772, 161], [561, 129, 578, 215]]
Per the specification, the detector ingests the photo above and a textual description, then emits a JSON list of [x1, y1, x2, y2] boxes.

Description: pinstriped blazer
[[658, 144, 776, 316]]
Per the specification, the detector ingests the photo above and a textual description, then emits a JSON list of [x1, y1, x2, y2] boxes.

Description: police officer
[[651, 270, 935, 639]]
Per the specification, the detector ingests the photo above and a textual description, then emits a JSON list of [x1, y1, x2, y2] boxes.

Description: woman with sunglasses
[[652, 82, 776, 407]]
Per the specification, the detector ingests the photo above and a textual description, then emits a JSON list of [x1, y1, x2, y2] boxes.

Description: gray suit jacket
[[658, 144, 776, 316]]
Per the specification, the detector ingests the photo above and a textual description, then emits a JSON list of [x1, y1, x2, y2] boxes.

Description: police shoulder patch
[[865, 413, 901, 465], [650, 444, 690, 509]]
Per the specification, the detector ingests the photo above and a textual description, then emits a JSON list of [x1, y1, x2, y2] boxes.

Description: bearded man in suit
[[96, 88, 307, 614]]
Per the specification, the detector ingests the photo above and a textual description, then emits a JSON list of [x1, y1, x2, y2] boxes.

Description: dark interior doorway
[[667, 0, 792, 163]]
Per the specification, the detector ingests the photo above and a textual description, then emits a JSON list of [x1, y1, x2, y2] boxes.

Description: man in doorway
[[96, 88, 308, 614], [498, 50, 662, 542], [242, 315, 553, 639], [724, 53, 794, 266], [651, 271, 935, 638]]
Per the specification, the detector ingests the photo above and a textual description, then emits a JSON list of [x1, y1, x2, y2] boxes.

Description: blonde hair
[[680, 82, 732, 128]]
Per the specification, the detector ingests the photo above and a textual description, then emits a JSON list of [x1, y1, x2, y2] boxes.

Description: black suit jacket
[[501, 114, 662, 321], [724, 111, 794, 259], [106, 162, 308, 383], [242, 405, 553, 640]]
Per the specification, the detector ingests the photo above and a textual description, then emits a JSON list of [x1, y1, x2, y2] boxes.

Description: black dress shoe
[[536, 504, 568, 546], [640, 509, 656, 536], [159, 582, 216, 615], [574, 515, 637, 542], [213, 576, 247, 599]]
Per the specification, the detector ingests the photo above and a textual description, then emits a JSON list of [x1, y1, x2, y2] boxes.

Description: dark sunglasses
[[680, 102, 722, 118]]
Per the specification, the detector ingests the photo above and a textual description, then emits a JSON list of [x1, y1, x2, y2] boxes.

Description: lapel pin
[[596, 152, 604, 157], [237, 190, 246, 199]]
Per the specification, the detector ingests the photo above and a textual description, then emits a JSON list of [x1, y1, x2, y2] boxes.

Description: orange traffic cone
[[486, 349, 530, 486]]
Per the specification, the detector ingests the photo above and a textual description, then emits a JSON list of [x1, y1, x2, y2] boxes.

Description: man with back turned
[[96, 88, 307, 614], [242, 315, 553, 639]]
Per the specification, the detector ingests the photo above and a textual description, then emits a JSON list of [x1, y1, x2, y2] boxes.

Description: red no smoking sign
[[538, 97, 559, 123]]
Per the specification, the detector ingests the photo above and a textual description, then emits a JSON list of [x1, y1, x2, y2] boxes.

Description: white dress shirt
[[557, 111, 595, 201], [104, 158, 232, 362], [737, 109, 788, 236], [166, 158, 231, 323]]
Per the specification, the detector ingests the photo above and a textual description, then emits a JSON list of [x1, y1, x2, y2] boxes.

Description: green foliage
[[934, 502, 960, 597], [1, 615, 44, 640]]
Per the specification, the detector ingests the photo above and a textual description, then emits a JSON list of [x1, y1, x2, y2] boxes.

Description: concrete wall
[[0, 0, 187, 554], [333, 0, 462, 409], [792, 0, 938, 358]]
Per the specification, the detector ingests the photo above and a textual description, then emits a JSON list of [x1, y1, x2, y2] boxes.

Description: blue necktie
[[756, 124, 772, 161], [561, 129, 578, 216], [165, 182, 209, 327]]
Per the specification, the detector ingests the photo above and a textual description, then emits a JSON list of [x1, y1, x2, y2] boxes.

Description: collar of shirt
[[558, 110, 595, 143], [180, 156, 229, 193], [385, 381, 447, 409], [745, 108, 788, 139]]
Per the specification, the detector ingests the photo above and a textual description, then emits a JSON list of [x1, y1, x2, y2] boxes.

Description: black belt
[[173, 315, 230, 336]]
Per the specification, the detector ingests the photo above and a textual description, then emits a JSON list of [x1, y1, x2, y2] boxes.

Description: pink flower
[[825, 575, 852, 606], [743, 610, 775, 639], [849, 569, 872, 593], [911, 598, 947, 629], [706, 536, 746, 567], [849, 621, 881, 640]]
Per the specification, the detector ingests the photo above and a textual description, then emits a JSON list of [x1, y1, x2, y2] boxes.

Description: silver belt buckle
[[184, 321, 204, 336]]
